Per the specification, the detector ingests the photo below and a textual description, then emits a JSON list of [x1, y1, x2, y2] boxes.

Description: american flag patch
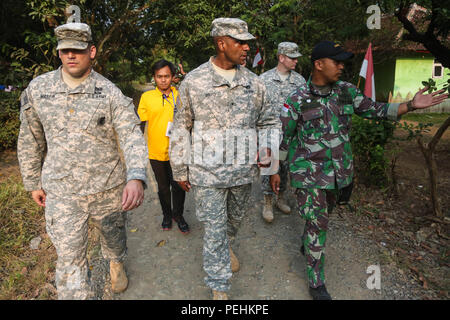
[[282, 103, 290, 113]]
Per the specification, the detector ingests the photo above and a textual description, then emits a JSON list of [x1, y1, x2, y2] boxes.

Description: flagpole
[[357, 76, 361, 89], [358, 42, 375, 100]]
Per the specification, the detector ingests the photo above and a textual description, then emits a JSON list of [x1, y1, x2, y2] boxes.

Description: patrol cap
[[210, 18, 255, 41], [55, 23, 92, 50], [278, 42, 302, 58], [311, 40, 354, 62]]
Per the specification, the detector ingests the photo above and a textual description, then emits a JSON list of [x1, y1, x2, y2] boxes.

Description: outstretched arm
[[397, 87, 448, 115]]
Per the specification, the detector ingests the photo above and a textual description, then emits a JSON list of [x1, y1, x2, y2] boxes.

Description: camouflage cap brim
[[230, 32, 256, 41], [285, 52, 302, 58], [56, 39, 89, 50]]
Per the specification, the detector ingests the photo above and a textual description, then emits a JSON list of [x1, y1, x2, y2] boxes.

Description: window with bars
[[432, 59, 443, 78]]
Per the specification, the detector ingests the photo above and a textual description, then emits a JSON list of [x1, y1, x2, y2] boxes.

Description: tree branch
[[394, 2, 450, 68], [428, 116, 450, 152], [96, 2, 153, 57]]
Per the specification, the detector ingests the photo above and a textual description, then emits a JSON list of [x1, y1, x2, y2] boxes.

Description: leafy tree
[[383, 0, 450, 68]]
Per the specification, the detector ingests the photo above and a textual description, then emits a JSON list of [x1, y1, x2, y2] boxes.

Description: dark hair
[[152, 59, 176, 76]]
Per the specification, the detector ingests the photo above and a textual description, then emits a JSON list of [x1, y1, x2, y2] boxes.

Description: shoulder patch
[[20, 91, 29, 106]]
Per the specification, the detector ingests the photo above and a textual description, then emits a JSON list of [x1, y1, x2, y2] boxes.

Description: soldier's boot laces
[[110, 261, 128, 294], [213, 290, 229, 300], [276, 192, 291, 214], [230, 246, 240, 273], [262, 194, 274, 223]]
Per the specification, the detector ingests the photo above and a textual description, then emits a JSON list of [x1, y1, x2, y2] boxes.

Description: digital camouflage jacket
[[279, 77, 400, 190]]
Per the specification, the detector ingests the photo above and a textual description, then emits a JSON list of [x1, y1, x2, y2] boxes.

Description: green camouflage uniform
[[17, 67, 148, 299], [259, 66, 305, 195], [170, 55, 281, 292], [279, 77, 400, 288]]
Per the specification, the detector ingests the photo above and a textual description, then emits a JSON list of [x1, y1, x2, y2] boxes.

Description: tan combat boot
[[262, 194, 274, 223], [230, 246, 240, 272], [276, 192, 291, 214], [110, 261, 128, 293], [213, 290, 229, 300]]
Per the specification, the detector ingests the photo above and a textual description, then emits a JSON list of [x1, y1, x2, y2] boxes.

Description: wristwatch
[[406, 100, 416, 112]]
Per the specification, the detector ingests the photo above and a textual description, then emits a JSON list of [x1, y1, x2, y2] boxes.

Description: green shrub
[[0, 90, 21, 152], [350, 115, 396, 187]]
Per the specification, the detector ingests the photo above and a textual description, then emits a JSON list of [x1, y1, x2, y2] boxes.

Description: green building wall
[[373, 58, 395, 102], [373, 52, 449, 111], [393, 53, 449, 101]]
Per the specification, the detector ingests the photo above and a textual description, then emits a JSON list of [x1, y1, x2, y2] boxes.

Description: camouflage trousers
[[193, 184, 252, 292], [260, 160, 289, 195], [45, 184, 127, 300], [295, 188, 337, 288]]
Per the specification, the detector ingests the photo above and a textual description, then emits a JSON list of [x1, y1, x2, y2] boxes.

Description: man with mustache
[[271, 40, 448, 300], [170, 18, 281, 299]]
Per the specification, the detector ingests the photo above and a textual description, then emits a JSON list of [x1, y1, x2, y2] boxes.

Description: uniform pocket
[[302, 107, 323, 121], [301, 107, 325, 139], [81, 103, 113, 139]]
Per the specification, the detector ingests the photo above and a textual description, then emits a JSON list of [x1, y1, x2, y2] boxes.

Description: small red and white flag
[[359, 43, 376, 100], [252, 48, 263, 68]]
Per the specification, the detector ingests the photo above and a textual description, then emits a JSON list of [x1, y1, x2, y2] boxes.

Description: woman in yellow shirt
[[137, 60, 189, 233]]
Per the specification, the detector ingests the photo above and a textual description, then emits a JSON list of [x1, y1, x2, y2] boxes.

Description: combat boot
[[110, 261, 128, 294], [230, 246, 240, 272], [276, 192, 291, 214], [262, 194, 274, 223], [309, 285, 332, 300], [212, 290, 228, 300]]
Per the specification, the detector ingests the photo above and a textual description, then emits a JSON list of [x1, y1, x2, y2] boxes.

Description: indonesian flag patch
[[282, 103, 290, 113]]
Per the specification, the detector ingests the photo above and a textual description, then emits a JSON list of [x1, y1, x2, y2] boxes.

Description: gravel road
[[87, 168, 430, 300]]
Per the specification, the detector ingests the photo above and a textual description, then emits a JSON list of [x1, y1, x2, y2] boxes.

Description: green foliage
[[396, 120, 432, 140], [0, 175, 55, 300], [350, 116, 396, 187], [0, 175, 42, 255], [0, 91, 21, 152], [422, 74, 450, 94], [351, 108, 436, 188]]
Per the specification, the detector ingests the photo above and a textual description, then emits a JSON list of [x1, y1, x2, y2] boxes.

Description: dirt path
[[114, 118, 449, 300], [111, 168, 426, 300]]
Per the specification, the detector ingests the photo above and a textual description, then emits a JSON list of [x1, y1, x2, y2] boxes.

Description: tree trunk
[[395, 2, 450, 69], [417, 116, 450, 217], [417, 138, 441, 216]]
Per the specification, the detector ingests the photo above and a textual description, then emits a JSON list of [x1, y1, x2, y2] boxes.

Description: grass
[[401, 112, 450, 126], [0, 174, 57, 300]]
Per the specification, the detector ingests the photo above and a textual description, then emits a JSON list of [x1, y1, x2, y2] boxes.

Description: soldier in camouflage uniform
[[169, 18, 281, 300], [259, 42, 306, 223], [270, 40, 448, 300], [17, 23, 148, 300]]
